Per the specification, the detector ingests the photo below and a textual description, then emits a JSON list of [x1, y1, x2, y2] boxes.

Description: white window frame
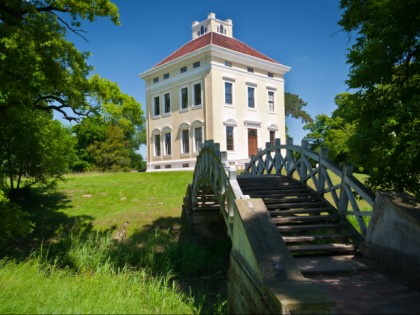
[[267, 90, 275, 112], [154, 133, 161, 157], [193, 126, 203, 153], [163, 92, 171, 115], [225, 125, 235, 151], [224, 81, 234, 106], [247, 86, 256, 109], [180, 128, 190, 155], [192, 81, 202, 108], [152, 95, 161, 117], [163, 131, 171, 156], [179, 85, 189, 112]]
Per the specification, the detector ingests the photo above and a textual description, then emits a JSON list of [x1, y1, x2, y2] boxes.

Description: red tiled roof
[[153, 32, 278, 68]]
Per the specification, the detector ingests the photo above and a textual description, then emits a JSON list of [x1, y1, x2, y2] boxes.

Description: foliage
[[72, 76, 146, 172], [339, 0, 420, 197], [285, 92, 313, 124], [0, 192, 34, 248], [0, 0, 120, 120], [303, 93, 358, 167], [87, 125, 132, 172], [0, 108, 77, 192]]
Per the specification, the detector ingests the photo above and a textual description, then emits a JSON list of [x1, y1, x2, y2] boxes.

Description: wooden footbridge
[[183, 139, 420, 314]]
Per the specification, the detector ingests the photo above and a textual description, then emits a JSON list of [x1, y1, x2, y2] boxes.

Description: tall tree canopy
[[0, 0, 119, 120], [338, 0, 420, 197], [0, 1, 145, 193]]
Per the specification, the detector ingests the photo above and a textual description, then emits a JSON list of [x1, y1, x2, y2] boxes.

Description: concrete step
[[282, 232, 357, 243], [288, 243, 357, 255], [277, 223, 350, 232], [272, 214, 341, 224], [294, 255, 377, 275], [266, 201, 326, 210], [270, 208, 333, 216]]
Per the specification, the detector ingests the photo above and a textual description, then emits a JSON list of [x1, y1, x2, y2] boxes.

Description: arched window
[[219, 25, 224, 34], [200, 25, 204, 35]]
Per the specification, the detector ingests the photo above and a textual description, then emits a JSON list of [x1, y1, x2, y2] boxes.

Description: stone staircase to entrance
[[237, 175, 376, 275]]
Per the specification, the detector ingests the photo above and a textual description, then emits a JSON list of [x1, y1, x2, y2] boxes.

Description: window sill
[[180, 153, 191, 157], [248, 107, 257, 111], [179, 108, 189, 113], [162, 112, 171, 117], [224, 104, 234, 108], [192, 105, 202, 110], [152, 115, 161, 120]]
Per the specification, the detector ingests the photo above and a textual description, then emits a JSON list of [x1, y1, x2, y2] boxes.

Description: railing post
[[317, 147, 328, 195], [338, 163, 353, 216], [286, 137, 294, 177], [221, 151, 229, 172], [300, 139, 309, 184]]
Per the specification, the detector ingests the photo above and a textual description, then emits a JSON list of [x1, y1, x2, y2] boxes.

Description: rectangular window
[[225, 82, 233, 105], [226, 126, 234, 151], [153, 77, 159, 83], [270, 130, 276, 145], [163, 93, 171, 114], [154, 134, 161, 157], [224, 61, 232, 67], [180, 66, 187, 73], [193, 61, 200, 68], [164, 132, 171, 155], [153, 96, 160, 116], [268, 91, 275, 112], [193, 83, 202, 107], [163, 73, 170, 79], [247, 86, 255, 108], [194, 127, 203, 152], [268, 72, 274, 78], [247, 67, 254, 73], [180, 87, 188, 110], [181, 129, 190, 154]]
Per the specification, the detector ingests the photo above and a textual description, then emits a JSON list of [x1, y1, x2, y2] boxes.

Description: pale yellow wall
[[142, 46, 288, 170]]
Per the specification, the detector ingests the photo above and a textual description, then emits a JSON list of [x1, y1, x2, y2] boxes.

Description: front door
[[248, 128, 258, 157]]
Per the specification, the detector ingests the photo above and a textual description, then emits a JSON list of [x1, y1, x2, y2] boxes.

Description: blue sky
[[65, 0, 353, 157]]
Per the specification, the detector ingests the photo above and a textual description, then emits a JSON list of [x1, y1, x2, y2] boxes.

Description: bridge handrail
[[192, 140, 246, 232], [243, 138, 375, 237]]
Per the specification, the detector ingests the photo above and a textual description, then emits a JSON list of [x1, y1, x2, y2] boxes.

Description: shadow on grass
[[109, 216, 231, 314], [4, 187, 230, 314], [4, 187, 96, 259]]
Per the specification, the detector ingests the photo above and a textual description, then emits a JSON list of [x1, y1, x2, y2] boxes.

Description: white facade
[[140, 13, 290, 171]]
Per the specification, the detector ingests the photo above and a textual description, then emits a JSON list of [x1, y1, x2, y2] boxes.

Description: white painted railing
[[191, 140, 247, 235], [244, 138, 375, 237]]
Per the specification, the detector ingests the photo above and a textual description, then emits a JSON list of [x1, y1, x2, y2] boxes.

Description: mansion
[[140, 13, 290, 171]]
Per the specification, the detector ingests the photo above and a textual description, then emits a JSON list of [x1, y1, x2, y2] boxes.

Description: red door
[[248, 129, 258, 157]]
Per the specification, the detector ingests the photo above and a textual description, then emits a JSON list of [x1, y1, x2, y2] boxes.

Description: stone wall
[[361, 192, 420, 284]]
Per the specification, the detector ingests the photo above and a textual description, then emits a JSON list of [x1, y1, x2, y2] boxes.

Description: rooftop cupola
[[192, 13, 233, 39]]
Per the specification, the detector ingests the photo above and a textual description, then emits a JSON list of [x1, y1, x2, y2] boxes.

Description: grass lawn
[[0, 171, 230, 314]]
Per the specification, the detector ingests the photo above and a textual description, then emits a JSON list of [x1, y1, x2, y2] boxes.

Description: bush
[[0, 192, 34, 248]]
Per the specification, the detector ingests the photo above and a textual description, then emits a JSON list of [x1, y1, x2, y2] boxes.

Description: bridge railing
[[244, 138, 375, 237], [191, 140, 247, 234]]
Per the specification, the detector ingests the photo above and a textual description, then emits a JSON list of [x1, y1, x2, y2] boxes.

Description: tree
[[339, 0, 420, 197], [0, 108, 77, 194], [0, 0, 120, 120], [72, 75, 145, 172], [285, 92, 313, 124]]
